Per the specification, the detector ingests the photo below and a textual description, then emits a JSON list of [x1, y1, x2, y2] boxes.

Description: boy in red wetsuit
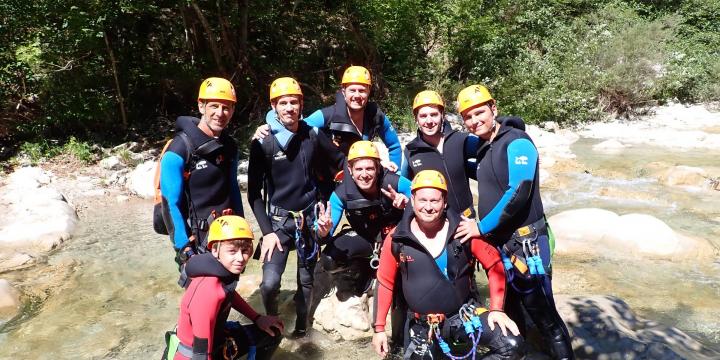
[[174, 215, 283, 360], [372, 170, 523, 359]]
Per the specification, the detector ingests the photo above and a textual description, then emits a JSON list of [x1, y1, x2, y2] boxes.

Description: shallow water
[[1, 135, 719, 358]]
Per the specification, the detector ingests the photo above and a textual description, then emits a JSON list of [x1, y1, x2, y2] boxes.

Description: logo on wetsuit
[[399, 253, 414, 263], [412, 159, 422, 168], [514, 156, 528, 165], [195, 160, 208, 170], [273, 151, 287, 161]]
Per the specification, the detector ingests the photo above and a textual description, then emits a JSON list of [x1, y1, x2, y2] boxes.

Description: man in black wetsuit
[[455, 85, 574, 359], [247, 77, 342, 337], [159, 77, 244, 287]]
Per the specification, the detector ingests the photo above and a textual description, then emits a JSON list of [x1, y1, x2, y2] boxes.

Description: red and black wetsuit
[[373, 210, 522, 359], [174, 253, 280, 360]]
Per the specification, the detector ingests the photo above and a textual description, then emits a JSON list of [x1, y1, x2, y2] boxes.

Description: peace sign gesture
[[381, 184, 409, 209], [315, 201, 333, 238]]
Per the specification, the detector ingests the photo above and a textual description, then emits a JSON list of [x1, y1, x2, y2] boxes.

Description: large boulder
[[127, 160, 157, 199], [549, 208, 713, 259], [0, 167, 78, 266], [557, 295, 719, 359]]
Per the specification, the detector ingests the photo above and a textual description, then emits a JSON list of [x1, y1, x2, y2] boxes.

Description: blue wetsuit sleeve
[[465, 135, 480, 180], [329, 191, 345, 236], [397, 176, 413, 198], [379, 115, 402, 170], [477, 138, 538, 235], [228, 154, 244, 217], [160, 152, 190, 249], [399, 149, 410, 178], [304, 110, 325, 128]]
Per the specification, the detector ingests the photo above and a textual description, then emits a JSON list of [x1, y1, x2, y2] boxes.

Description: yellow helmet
[[341, 66, 372, 86], [198, 77, 237, 103], [207, 215, 254, 248], [269, 77, 303, 101], [347, 140, 380, 162], [411, 170, 448, 193], [413, 90, 445, 114], [457, 85, 494, 114]]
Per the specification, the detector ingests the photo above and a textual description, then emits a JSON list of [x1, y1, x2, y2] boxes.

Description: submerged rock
[[549, 208, 713, 259], [0, 279, 21, 324], [557, 295, 719, 360]]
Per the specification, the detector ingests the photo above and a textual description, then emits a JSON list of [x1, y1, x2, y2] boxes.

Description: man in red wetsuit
[[372, 170, 523, 359], [174, 215, 283, 360]]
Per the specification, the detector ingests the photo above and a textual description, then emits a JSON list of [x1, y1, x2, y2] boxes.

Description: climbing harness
[[269, 204, 319, 263], [408, 303, 488, 359]]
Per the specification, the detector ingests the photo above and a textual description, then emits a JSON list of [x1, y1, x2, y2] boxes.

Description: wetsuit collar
[[394, 206, 461, 247], [184, 252, 239, 290], [175, 116, 221, 145], [412, 120, 457, 150], [265, 111, 301, 150]]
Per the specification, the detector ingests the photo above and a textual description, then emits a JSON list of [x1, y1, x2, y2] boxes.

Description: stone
[[0, 279, 20, 310], [99, 156, 124, 170], [115, 195, 130, 203], [313, 288, 373, 341], [127, 160, 157, 199], [592, 139, 627, 153], [549, 208, 713, 259], [557, 295, 719, 359], [659, 165, 708, 187], [0, 253, 33, 272]]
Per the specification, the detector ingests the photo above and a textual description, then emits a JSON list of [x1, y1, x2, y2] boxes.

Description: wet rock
[[592, 139, 627, 153], [0, 253, 33, 271], [549, 208, 713, 259], [99, 156, 124, 170], [557, 295, 719, 360], [127, 160, 157, 199], [0, 279, 21, 322], [659, 165, 708, 187], [526, 125, 578, 160], [313, 288, 372, 341]]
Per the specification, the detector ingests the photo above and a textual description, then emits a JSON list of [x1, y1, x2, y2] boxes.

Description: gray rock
[[557, 295, 719, 360], [127, 160, 157, 199], [99, 156, 124, 170]]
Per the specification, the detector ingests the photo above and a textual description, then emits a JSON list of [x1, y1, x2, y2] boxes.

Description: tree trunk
[[191, 1, 226, 75], [103, 30, 128, 131]]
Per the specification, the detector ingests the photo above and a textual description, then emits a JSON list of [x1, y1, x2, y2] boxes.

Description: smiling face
[[342, 83, 370, 112], [411, 187, 446, 226], [198, 99, 235, 136], [211, 239, 253, 275], [461, 102, 497, 140], [415, 104, 444, 138], [271, 94, 303, 131], [350, 158, 379, 192]]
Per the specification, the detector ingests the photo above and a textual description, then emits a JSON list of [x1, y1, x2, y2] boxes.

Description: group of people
[[157, 66, 574, 359]]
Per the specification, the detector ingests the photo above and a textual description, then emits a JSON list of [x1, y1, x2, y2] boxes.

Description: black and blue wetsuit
[[401, 121, 480, 218], [159, 116, 244, 252], [247, 113, 344, 333], [265, 91, 402, 167], [474, 123, 574, 359]]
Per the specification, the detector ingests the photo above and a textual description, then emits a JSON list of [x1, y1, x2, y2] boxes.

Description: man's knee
[[260, 270, 282, 297]]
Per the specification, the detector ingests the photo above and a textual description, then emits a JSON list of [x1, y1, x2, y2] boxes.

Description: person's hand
[[487, 311, 520, 337], [455, 215, 481, 244], [380, 160, 398, 173], [372, 331, 390, 357], [315, 202, 333, 238], [260, 232, 283, 263], [255, 314, 285, 336], [253, 124, 270, 140], [381, 184, 408, 209]]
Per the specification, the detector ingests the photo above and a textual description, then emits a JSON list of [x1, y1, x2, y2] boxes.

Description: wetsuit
[[374, 209, 522, 359], [265, 91, 402, 166], [474, 123, 574, 359], [247, 113, 344, 333], [160, 117, 244, 286], [320, 170, 411, 295], [174, 253, 280, 360], [401, 121, 480, 218]]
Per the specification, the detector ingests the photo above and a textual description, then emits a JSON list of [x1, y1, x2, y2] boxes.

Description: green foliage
[[16, 136, 94, 165], [62, 137, 95, 164], [1, 0, 719, 153]]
